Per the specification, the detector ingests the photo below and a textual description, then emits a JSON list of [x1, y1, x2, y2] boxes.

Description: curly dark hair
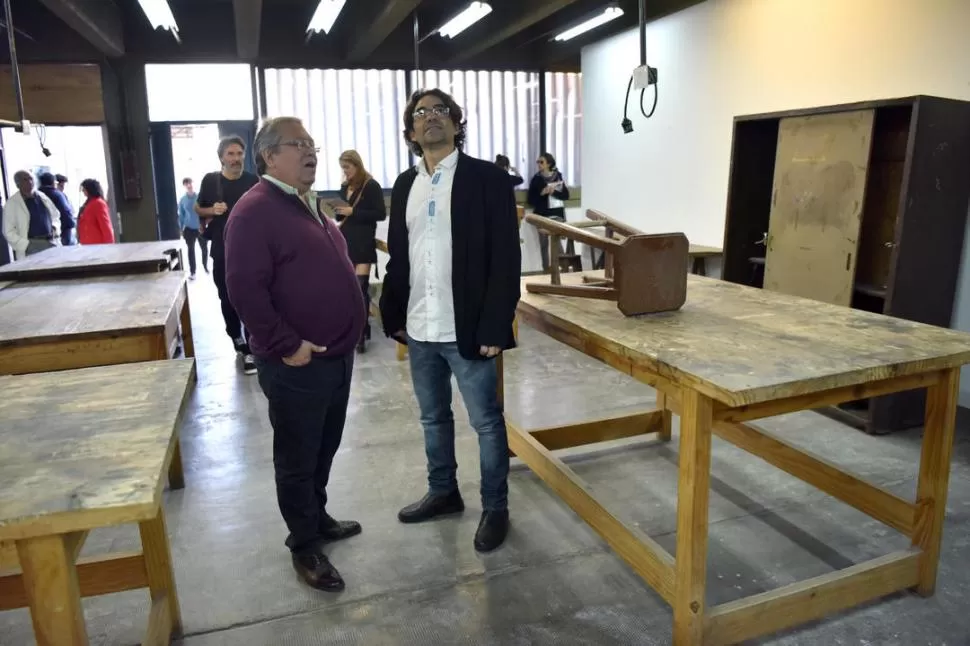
[[402, 88, 467, 157]]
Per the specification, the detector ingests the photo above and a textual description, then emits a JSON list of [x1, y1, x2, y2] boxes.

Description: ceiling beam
[[451, 0, 580, 63], [233, 0, 263, 60], [346, 0, 423, 63], [37, 0, 124, 57]]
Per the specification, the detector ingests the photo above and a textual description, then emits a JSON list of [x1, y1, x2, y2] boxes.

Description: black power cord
[[620, 0, 658, 133]]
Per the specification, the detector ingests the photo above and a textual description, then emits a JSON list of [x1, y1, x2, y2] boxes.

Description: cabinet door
[[763, 109, 875, 306]]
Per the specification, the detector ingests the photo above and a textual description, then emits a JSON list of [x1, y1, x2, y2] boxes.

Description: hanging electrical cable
[[620, 0, 658, 134]]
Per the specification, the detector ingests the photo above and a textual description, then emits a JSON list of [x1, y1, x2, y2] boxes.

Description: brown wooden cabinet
[[721, 95, 970, 433]]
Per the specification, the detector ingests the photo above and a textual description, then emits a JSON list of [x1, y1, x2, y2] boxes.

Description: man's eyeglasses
[[279, 139, 319, 153], [413, 105, 450, 120]]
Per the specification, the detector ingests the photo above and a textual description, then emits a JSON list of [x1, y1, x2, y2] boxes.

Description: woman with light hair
[[332, 150, 386, 353]]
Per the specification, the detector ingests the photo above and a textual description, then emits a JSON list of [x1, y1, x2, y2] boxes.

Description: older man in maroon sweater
[[224, 116, 365, 592]]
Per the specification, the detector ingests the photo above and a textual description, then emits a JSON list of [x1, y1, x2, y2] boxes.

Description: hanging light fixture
[[136, 0, 180, 42], [553, 5, 624, 42], [438, 2, 492, 39], [307, 0, 347, 35]]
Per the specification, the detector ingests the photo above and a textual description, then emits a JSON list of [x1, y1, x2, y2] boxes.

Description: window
[[263, 68, 410, 190], [544, 71, 582, 187], [145, 64, 254, 122], [411, 70, 540, 184]]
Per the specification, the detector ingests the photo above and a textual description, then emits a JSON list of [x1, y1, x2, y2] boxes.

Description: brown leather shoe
[[292, 547, 345, 591], [319, 514, 362, 542]]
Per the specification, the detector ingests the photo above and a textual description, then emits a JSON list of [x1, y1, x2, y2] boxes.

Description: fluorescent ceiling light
[[438, 2, 492, 39], [137, 0, 179, 39], [307, 0, 346, 35], [553, 6, 624, 42]]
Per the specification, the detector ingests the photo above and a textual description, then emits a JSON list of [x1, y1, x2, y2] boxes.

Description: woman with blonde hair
[[334, 150, 386, 353]]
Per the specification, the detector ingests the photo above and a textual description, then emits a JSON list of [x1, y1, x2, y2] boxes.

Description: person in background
[[178, 177, 208, 279], [38, 172, 76, 246], [76, 179, 114, 245], [494, 154, 523, 188], [380, 88, 521, 553], [225, 116, 365, 593], [2, 170, 60, 259], [334, 149, 386, 353], [55, 174, 69, 194], [527, 152, 570, 271], [195, 135, 260, 375]]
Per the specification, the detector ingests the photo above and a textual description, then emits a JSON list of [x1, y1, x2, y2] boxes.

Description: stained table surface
[[0, 272, 185, 345], [0, 242, 180, 281], [518, 271, 970, 407], [0, 359, 196, 540]]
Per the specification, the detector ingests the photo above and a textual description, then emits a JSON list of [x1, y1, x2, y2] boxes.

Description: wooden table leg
[[17, 534, 88, 646], [657, 391, 673, 442], [691, 257, 706, 276], [912, 367, 959, 596], [673, 388, 713, 645], [139, 506, 182, 640], [179, 297, 195, 359], [168, 438, 185, 490]]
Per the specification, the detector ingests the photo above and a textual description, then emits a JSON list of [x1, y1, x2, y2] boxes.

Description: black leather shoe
[[320, 514, 362, 542], [397, 490, 465, 524], [474, 510, 510, 552], [292, 547, 345, 591]]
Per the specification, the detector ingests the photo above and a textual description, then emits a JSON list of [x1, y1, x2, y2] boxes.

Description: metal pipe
[[639, 0, 646, 66], [413, 12, 420, 73], [3, 0, 26, 128]]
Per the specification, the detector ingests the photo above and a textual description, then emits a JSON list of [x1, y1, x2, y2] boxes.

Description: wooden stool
[[525, 213, 689, 316]]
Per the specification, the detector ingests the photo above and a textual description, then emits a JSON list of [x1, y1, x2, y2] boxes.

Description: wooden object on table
[[0, 272, 194, 489], [0, 241, 183, 282], [525, 213, 689, 316], [0, 359, 195, 646], [721, 95, 970, 433], [506, 270, 970, 645]]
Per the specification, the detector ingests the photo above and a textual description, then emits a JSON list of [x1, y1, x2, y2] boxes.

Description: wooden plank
[[0, 334, 161, 377], [704, 549, 920, 645], [713, 420, 915, 535], [673, 389, 713, 645], [529, 410, 662, 450], [517, 271, 970, 407], [506, 419, 676, 602], [16, 534, 88, 645], [139, 510, 182, 636], [0, 242, 180, 282], [656, 392, 673, 442], [0, 360, 196, 540], [144, 595, 174, 646], [0, 551, 147, 611], [0, 272, 185, 345], [763, 109, 875, 306], [0, 64, 104, 125], [912, 368, 960, 595]]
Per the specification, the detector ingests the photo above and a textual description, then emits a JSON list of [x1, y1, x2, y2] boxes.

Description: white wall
[[581, 0, 970, 404]]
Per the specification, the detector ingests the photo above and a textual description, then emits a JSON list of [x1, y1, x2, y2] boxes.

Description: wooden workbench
[[0, 241, 182, 282], [0, 359, 195, 646], [508, 271, 970, 645]]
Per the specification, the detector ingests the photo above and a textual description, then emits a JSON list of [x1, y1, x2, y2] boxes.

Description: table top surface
[[688, 244, 722, 256], [518, 272, 970, 407], [0, 242, 179, 281], [0, 272, 185, 345], [0, 359, 195, 540]]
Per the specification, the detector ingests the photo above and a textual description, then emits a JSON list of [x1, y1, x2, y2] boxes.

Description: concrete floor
[[2, 270, 970, 645]]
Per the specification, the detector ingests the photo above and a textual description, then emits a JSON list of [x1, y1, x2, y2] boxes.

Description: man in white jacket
[[3, 170, 60, 260]]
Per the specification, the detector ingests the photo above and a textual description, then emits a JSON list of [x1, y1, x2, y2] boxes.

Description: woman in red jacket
[[76, 178, 115, 245]]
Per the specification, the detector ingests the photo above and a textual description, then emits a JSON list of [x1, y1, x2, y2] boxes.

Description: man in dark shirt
[[38, 172, 76, 246], [194, 135, 259, 374], [225, 116, 365, 592]]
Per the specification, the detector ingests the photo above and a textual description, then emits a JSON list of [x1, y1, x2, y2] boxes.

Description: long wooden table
[[507, 271, 970, 645], [0, 272, 194, 490], [0, 241, 182, 282], [0, 360, 195, 646]]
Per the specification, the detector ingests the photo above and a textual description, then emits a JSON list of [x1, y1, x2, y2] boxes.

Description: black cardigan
[[379, 152, 521, 360], [337, 177, 386, 265], [527, 171, 570, 216]]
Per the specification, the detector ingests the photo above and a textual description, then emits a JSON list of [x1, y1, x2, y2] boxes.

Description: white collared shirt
[[406, 148, 459, 342]]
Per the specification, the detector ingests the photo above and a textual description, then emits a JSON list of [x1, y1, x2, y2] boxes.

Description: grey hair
[[13, 170, 32, 183], [253, 116, 304, 175], [217, 135, 246, 159]]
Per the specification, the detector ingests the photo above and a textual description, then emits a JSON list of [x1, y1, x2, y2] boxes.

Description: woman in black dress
[[334, 150, 386, 353]]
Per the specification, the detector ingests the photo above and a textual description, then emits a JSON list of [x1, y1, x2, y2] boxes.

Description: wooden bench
[[505, 270, 970, 645], [0, 360, 195, 646], [0, 241, 183, 282]]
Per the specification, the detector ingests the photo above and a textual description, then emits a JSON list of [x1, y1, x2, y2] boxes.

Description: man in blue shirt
[[178, 177, 208, 278], [38, 172, 75, 246]]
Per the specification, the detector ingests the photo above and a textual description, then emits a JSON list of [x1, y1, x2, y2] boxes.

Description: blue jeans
[[407, 337, 510, 511]]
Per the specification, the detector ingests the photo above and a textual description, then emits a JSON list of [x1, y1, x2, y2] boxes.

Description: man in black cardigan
[[379, 88, 521, 552]]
